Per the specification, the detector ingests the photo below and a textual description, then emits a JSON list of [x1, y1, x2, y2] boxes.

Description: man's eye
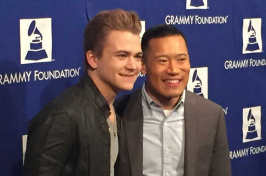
[[158, 59, 167, 63], [178, 58, 186, 61], [135, 55, 143, 59], [117, 54, 127, 58]]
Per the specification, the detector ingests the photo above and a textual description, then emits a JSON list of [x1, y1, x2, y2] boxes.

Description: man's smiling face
[[142, 35, 190, 103]]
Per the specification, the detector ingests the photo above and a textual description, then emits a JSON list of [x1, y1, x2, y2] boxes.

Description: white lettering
[[195, 15, 229, 24], [250, 146, 266, 155], [165, 15, 229, 25], [34, 68, 81, 81], [224, 60, 249, 69], [0, 72, 32, 85], [250, 59, 266, 67], [165, 15, 195, 25], [230, 148, 249, 159]]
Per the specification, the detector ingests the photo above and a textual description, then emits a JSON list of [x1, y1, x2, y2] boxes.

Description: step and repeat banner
[[0, 0, 265, 175]]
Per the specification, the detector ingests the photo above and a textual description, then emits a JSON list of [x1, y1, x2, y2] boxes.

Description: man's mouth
[[119, 73, 136, 77], [164, 79, 181, 83]]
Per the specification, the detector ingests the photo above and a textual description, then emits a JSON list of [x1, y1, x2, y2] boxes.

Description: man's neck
[[88, 71, 117, 123], [145, 85, 180, 110], [152, 96, 180, 110]]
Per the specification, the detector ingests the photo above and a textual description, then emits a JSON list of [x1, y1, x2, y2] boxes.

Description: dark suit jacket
[[115, 89, 231, 176]]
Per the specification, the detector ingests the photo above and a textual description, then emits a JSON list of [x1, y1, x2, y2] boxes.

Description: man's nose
[[166, 60, 180, 75], [126, 57, 139, 70]]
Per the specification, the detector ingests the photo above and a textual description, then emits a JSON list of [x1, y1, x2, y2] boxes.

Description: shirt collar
[[142, 83, 186, 110]]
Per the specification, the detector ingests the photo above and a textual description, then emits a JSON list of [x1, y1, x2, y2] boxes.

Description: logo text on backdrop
[[224, 18, 265, 69], [166, 0, 228, 25]]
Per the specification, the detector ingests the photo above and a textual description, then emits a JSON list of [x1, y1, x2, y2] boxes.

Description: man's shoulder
[[47, 83, 85, 111], [185, 90, 222, 111], [116, 89, 141, 102], [50, 74, 98, 111], [185, 90, 224, 127], [29, 84, 85, 125], [115, 88, 142, 115]]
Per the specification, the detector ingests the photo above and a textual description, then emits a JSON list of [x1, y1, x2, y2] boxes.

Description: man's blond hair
[[84, 9, 141, 71]]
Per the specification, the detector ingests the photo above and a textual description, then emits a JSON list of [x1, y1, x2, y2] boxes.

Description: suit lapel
[[123, 90, 143, 176], [122, 90, 200, 176], [184, 90, 199, 176]]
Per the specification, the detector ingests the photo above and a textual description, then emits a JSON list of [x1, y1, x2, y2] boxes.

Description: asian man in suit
[[115, 24, 231, 176]]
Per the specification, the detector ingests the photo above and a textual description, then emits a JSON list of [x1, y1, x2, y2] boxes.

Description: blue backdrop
[[0, 0, 265, 175]]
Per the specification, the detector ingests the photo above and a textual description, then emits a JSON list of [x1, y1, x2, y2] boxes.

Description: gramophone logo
[[186, 0, 208, 9], [243, 106, 261, 143], [140, 21, 145, 41], [187, 67, 208, 99], [242, 18, 263, 54], [20, 18, 52, 64]]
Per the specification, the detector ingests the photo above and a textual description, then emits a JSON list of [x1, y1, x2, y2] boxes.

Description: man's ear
[[86, 51, 97, 69], [141, 59, 146, 75]]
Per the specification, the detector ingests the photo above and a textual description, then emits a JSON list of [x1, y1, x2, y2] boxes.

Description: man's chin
[[164, 92, 183, 99], [119, 84, 134, 91]]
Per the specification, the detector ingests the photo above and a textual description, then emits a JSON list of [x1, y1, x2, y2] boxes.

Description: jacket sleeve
[[209, 108, 231, 176], [23, 110, 75, 176]]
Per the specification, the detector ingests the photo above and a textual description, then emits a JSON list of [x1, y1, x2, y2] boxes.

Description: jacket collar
[[79, 74, 111, 119]]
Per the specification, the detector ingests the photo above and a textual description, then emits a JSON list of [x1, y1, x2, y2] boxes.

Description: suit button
[[165, 147, 170, 152]]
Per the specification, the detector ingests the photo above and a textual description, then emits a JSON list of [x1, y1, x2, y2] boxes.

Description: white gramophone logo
[[243, 106, 262, 143], [242, 18, 263, 54], [20, 18, 52, 64], [187, 67, 208, 99]]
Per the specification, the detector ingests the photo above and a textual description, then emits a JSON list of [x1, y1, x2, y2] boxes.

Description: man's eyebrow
[[154, 53, 188, 58], [114, 50, 130, 54], [135, 52, 143, 55], [176, 53, 188, 57], [154, 54, 168, 59], [115, 50, 143, 55]]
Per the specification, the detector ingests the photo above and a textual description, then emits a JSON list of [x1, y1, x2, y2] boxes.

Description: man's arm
[[209, 108, 231, 176], [23, 110, 75, 176]]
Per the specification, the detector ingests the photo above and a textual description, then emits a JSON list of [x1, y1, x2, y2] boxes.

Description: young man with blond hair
[[23, 9, 142, 176]]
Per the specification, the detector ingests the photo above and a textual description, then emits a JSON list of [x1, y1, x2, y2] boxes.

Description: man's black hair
[[141, 24, 187, 53]]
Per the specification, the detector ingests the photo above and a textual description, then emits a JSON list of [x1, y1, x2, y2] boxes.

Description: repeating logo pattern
[[186, 0, 208, 9], [242, 18, 263, 54], [20, 18, 52, 64], [243, 106, 262, 143], [187, 67, 208, 99]]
